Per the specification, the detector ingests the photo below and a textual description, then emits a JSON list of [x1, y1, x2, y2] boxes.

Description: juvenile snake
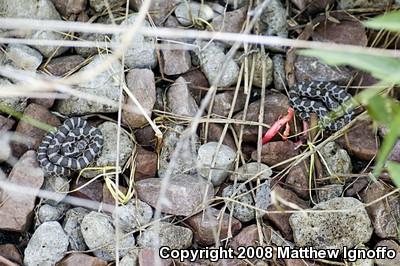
[[37, 117, 104, 176], [288, 80, 354, 131]]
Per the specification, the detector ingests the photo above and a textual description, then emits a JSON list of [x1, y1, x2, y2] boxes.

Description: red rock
[[0, 256, 18, 266], [210, 90, 247, 118], [211, 6, 247, 33], [29, 98, 55, 109], [139, 249, 172, 266], [161, 48, 191, 75], [229, 224, 259, 249], [102, 184, 128, 207], [56, 253, 107, 266], [0, 151, 44, 232], [44, 55, 85, 77], [0, 244, 22, 265], [134, 126, 157, 149], [129, 0, 180, 26], [181, 69, 209, 104], [285, 161, 309, 199], [285, 259, 322, 266], [187, 207, 242, 246], [12, 103, 60, 157], [70, 177, 103, 203], [52, 0, 87, 16], [0, 115, 15, 131], [167, 77, 198, 117], [252, 141, 298, 171], [205, 123, 236, 152], [375, 240, 400, 266], [291, 0, 335, 14], [135, 146, 157, 181]]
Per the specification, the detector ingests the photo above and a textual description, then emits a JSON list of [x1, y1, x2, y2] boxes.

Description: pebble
[[161, 47, 192, 75], [120, 250, 138, 266], [211, 6, 247, 33], [37, 203, 69, 224], [134, 146, 157, 180], [375, 240, 400, 266], [44, 55, 85, 77], [55, 55, 125, 115], [167, 77, 199, 117], [112, 199, 153, 232], [0, 77, 27, 114], [23, 221, 69, 266], [32, 30, 69, 58], [130, 0, 181, 26], [360, 181, 400, 239], [194, 41, 239, 87], [174, 2, 214, 27], [240, 51, 273, 88], [388, 139, 400, 163], [42, 175, 70, 204], [181, 69, 209, 104], [222, 184, 255, 222], [320, 141, 352, 180], [158, 125, 199, 179], [186, 207, 242, 246], [57, 253, 107, 266], [112, 14, 157, 69], [0, 117, 14, 163], [0, 244, 22, 265], [122, 69, 156, 129], [211, 90, 247, 118], [82, 121, 134, 178], [136, 175, 214, 216], [259, 0, 288, 37], [230, 162, 272, 182], [229, 224, 259, 249], [338, 0, 392, 9], [81, 211, 135, 261], [5, 44, 43, 71], [205, 123, 236, 151], [272, 54, 287, 91], [138, 248, 171, 266], [62, 207, 90, 251], [317, 184, 344, 202], [291, 0, 335, 14], [74, 32, 109, 58], [89, 0, 120, 12], [222, 0, 248, 9], [289, 197, 373, 250], [197, 142, 236, 186], [137, 222, 193, 249], [52, 0, 87, 16], [253, 141, 298, 171], [0, 151, 44, 232], [285, 161, 309, 199], [70, 177, 103, 203]]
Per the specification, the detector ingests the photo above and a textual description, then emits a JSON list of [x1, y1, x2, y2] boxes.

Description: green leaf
[[387, 161, 400, 188], [364, 11, 400, 33], [366, 95, 399, 124], [298, 49, 400, 83]]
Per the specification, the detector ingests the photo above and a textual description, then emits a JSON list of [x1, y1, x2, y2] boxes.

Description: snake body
[[288, 80, 354, 131], [37, 117, 104, 176]]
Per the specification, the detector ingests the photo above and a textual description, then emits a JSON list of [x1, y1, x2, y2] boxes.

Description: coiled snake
[[288, 80, 354, 131], [37, 117, 104, 176]]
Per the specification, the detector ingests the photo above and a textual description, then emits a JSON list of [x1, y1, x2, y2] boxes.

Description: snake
[[37, 117, 104, 177], [288, 80, 354, 131]]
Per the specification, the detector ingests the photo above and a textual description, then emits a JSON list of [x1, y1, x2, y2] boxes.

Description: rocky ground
[[0, 0, 399, 265]]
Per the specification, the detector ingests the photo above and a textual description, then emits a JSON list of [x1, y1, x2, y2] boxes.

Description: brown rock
[[135, 146, 157, 180], [70, 177, 103, 203], [253, 141, 298, 171], [337, 120, 378, 161], [0, 256, 18, 266], [186, 207, 242, 246], [285, 259, 322, 266], [122, 69, 156, 129], [167, 77, 199, 117], [233, 93, 292, 143], [285, 161, 309, 199], [211, 6, 246, 33], [229, 224, 259, 249], [56, 253, 107, 266], [211, 90, 247, 117], [134, 126, 157, 149], [375, 240, 400, 266], [161, 48, 191, 75], [51, 0, 87, 16], [102, 184, 128, 208], [294, 56, 352, 85], [291, 0, 335, 14], [129, 0, 180, 26], [388, 139, 400, 163], [29, 98, 55, 109], [0, 116, 15, 131], [181, 69, 209, 104], [344, 177, 369, 196], [12, 103, 61, 157], [44, 55, 85, 77], [0, 116, 15, 162], [360, 181, 400, 238], [139, 249, 172, 266], [136, 175, 214, 216], [264, 185, 309, 240], [0, 151, 44, 232], [205, 123, 236, 152], [0, 244, 22, 265]]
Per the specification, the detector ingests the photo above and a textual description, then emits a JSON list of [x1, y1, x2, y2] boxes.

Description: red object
[[262, 107, 294, 144]]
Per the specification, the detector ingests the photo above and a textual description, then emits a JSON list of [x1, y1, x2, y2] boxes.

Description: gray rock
[[52, 0, 87, 16], [37, 203, 69, 224], [81, 211, 135, 261], [0, 77, 27, 113], [41, 175, 70, 205], [63, 207, 90, 251], [211, 90, 247, 117], [289, 197, 373, 250], [338, 0, 392, 9], [375, 240, 400, 266], [89, 0, 120, 12], [32, 30, 69, 58], [113, 14, 157, 69], [82, 121, 134, 178], [197, 142, 236, 186], [237, 51, 273, 88], [222, 184, 255, 222], [230, 162, 272, 182], [351, 245, 374, 266], [259, 0, 287, 37], [222, 0, 248, 9], [5, 44, 43, 70], [120, 250, 139, 266], [195, 41, 239, 87], [174, 2, 214, 26], [24, 221, 69, 266], [320, 142, 352, 182], [112, 199, 153, 233], [255, 180, 272, 212], [158, 124, 199, 178], [211, 6, 247, 34], [55, 55, 125, 115], [167, 76, 199, 117], [161, 47, 192, 76], [75, 32, 110, 57], [137, 222, 193, 249], [272, 54, 287, 91], [317, 184, 344, 202]]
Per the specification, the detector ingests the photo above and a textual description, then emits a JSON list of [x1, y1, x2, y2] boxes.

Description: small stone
[[134, 126, 156, 149], [174, 2, 214, 27], [317, 184, 344, 202], [197, 142, 236, 186], [247, 51, 274, 88], [195, 41, 239, 87], [89, 0, 119, 12], [130, 0, 180, 25], [30, 98, 55, 109], [338, 0, 392, 9], [137, 222, 193, 249], [205, 124, 236, 151], [291, 0, 335, 14], [62, 207, 90, 251], [5, 44, 43, 71], [272, 54, 287, 91], [211, 90, 247, 118], [41, 175, 69, 205], [70, 177, 103, 202], [375, 240, 400, 266], [23, 221, 69, 266], [112, 14, 157, 69], [136, 175, 214, 216], [120, 250, 139, 266], [81, 212, 135, 261], [167, 77, 199, 117], [289, 197, 373, 250], [57, 253, 107, 266], [51, 0, 87, 16], [138, 249, 171, 266], [0, 244, 22, 265], [320, 141, 352, 180], [337, 120, 378, 161], [44, 55, 85, 77], [360, 181, 400, 239], [230, 224, 259, 249], [258, 0, 288, 38], [31, 30, 68, 58], [181, 69, 209, 104], [285, 161, 309, 199], [112, 199, 153, 232], [222, 184, 255, 222], [55, 55, 125, 115], [102, 184, 128, 208], [253, 141, 298, 171], [187, 207, 242, 246], [74, 32, 109, 58], [134, 146, 157, 180], [230, 162, 272, 182], [122, 69, 156, 129], [211, 6, 247, 33], [388, 139, 400, 163], [222, 0, 248, 9], [344, 177, 369, 197], [161, 47, 191, 75], [37, 203, 69, 224], [0, 78, 27, 114], [0, 151, 44, 232]]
